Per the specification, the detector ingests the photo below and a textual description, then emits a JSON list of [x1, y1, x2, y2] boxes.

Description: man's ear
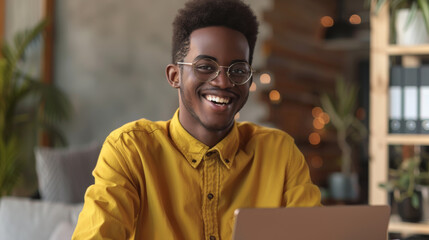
[[166, 64, 180, 88]]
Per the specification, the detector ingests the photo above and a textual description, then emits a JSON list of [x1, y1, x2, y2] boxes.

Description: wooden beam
[[0, 0, 5, 57], [43, 0, 55, 85], [41, 0, 55, 146]]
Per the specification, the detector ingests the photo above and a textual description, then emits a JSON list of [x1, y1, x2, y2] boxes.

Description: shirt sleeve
[[283, 143, 322, 207], [72, 137, 141, 239]]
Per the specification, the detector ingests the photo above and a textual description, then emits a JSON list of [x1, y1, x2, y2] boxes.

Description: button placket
[[202, 152, 220, 240], [207, 193, 214, 200]]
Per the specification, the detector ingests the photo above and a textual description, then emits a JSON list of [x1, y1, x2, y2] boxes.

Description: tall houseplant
[[0, 20, 71, 197], [320, 77, 367, 200]]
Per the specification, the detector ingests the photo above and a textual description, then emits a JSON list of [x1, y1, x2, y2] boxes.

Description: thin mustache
[[201, 87, 238, 96]]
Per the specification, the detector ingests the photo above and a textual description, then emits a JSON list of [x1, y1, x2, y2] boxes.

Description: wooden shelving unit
[[386, 45, 429, 55], [369, 2, 429, 236], [389, 215, 429, 235]]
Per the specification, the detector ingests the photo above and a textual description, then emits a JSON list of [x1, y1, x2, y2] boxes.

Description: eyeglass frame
[[176, 58, 254, 86]]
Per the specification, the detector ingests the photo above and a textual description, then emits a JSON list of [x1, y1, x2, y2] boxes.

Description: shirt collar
[[169, 109, 239, 169]]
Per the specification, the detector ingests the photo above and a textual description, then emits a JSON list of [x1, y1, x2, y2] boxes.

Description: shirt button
[[207, 193, 214, 200], [206, 151, 214, 157], [192, 159, 197, 163], [210, 236, 216, 240], [225, 159, 230, 163]]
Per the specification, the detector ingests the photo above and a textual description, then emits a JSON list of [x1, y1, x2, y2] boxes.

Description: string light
[[309, 132, 321, 145], [320, 112, 330, 124], [269, 90, 281, 103], [312, 107, 323, 118], [313, 118, 325, 130], [320, 16, 334, 27], [310, 155, 324, 169], [349, 14, 361, 25], [260, 73, 271, 84], [249, 82, 257, 92]]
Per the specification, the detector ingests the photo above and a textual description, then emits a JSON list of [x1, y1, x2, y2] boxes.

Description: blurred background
[[2, 0, 429, 239], [2, 0, 371, 201]]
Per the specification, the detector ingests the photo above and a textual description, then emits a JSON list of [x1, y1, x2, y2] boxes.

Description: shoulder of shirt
[[236, 121, 295, 143], [106, 118, 168, 142]]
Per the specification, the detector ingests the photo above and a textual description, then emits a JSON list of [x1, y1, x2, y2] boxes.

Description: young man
[[72, 0, 321, 239]]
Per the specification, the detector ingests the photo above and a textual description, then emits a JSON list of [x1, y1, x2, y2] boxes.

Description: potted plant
[[320, 77, 367, 201], [0, 19, 71, 197], [379, 151, 429, 222], [370, 0, 429, 44]]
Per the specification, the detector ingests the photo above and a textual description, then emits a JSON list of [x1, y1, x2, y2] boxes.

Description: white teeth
[[205, 95, 230, 104]]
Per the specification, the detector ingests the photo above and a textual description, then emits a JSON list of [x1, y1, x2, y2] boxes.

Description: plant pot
[[328, 172, 359, 201], [395, 9, 429, 45], [417, 185, 429, 222], [397, 190, 423, 223]]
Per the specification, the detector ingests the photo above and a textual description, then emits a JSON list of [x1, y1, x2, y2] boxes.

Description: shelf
[[370, 4, 429, 237], [386, 45, 429, 56], [389, 215, 429, 235], [386, 135, 429, 145]]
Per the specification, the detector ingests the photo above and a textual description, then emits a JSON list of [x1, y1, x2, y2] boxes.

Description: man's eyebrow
[[193, 55, 249, 64], [194, 55, 217, 62]]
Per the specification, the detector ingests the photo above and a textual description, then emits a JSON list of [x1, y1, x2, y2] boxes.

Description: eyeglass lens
[[193, 58, 251, 85]]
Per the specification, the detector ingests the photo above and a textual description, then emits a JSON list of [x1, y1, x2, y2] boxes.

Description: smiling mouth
[[204, 94, 231, 105]]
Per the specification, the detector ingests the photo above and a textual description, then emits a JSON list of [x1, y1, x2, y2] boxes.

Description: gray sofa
[[0, 143, 101, 240], [0, 197, 82, 240]]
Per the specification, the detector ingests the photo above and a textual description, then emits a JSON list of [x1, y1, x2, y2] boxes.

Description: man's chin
[[201, 120, 234, 132]]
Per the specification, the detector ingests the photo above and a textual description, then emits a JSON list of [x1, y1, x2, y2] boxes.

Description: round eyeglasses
[[177, 58, 254, 85]]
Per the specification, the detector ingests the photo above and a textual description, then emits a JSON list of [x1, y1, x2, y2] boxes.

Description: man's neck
[[178, 115, 232, 148]]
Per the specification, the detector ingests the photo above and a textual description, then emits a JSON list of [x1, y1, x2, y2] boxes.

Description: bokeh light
[[320, 16, 334, 27], [349, 14, 361, 25], [269, 90, 281, 103], [320, 112, 330, 124], [312, 107, 323, 118], [260, 73, 271, 84], [310, 155, 324, 169], [309, 132, 321, 145], [313, 118, 325, 129], [249, 82, 257, 92]]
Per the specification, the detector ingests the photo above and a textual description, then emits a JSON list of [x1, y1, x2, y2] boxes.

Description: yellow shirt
[[72, 110, 321, 240]]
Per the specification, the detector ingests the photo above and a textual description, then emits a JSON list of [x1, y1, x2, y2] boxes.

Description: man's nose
[[209, 67, 235, 88]]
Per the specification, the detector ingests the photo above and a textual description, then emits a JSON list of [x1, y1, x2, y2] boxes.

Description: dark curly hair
[[172, 0, 259, 65]]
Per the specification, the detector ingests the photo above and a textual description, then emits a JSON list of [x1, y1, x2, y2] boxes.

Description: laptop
[[232, 205, 390, 240]]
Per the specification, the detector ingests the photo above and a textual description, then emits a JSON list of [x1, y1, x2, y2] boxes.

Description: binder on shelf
[[389, 66, 403, 133], [420, 66, 429, 134], [403, 67, 419, 134]]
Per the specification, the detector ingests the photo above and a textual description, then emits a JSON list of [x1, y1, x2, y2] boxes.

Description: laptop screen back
[[232, 205, 390, 240]]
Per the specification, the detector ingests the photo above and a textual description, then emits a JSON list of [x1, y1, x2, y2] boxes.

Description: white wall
[[54, 0, 272, 146]]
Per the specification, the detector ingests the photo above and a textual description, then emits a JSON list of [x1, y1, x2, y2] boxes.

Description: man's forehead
[[187, 26, 250, 62]]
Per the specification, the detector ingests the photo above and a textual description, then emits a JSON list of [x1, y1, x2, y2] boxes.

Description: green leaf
[[406, 2, 418, 31], [398, 174, 410, 188], [411, 193, 420, 209], [418, 0, 429, 32], [0, 136, 21, 197], [375, 0, 388, 14], [0, 19, 71, 196]]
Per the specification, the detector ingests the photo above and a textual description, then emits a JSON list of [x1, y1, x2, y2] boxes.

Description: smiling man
[[72, 0, 321, 239]]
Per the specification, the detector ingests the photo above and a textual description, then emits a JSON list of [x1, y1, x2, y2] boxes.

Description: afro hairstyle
[[172, 0, 259, 65]]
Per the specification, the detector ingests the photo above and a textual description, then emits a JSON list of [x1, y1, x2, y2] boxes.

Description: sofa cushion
[[35, 143, 101, 203], [49, 221, 75, 240], [0, 197, 83, 240]]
